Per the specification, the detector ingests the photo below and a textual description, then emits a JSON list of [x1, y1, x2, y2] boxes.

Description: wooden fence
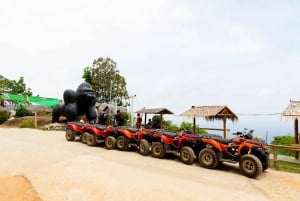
[[268, 144, 300, 165]]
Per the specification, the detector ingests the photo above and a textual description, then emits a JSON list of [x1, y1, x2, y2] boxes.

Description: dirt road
[[0, 128, 299, 201]]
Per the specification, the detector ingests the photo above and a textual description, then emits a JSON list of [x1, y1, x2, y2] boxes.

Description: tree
[[82, 57, 128, 106], [0, 75, 32, 96]]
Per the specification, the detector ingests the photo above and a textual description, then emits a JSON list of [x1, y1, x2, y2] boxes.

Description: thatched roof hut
[[281, 100, 300, 119], [180, 105, 238, 138], [135, 107, 174, 129], [281, 100, 300, 159]]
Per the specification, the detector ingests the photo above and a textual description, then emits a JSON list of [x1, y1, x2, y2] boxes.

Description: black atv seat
[[161, 131, 178, 138], [72, 122, 84, 127], [127, 127, 139, 133], [96, 124, 107, 130], [212, 137, 232, 144]]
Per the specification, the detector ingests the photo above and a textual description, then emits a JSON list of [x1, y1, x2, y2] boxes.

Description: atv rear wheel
[[65, 128, 75, 141], [139, 139, 150, 155], [151, 142, 165, 158], [116, 136, 129, 151], [239, 154, 263, 178], [180, 146, 195, 164], [81, 132, 88, 144], [198, 148, 219, 169], [86, 134, 96, 146], [105, 136, 116, 150]]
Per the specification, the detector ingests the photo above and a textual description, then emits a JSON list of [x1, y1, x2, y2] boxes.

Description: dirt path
[[0, 128, 299, 201]]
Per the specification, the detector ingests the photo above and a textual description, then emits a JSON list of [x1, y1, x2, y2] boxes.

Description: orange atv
[[83, 124, 117, 147], [110, 126, 139, 151], [198, 130, 269, 178]]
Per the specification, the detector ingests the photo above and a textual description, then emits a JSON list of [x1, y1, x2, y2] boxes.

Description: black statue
[[52, 82, 97, 123]]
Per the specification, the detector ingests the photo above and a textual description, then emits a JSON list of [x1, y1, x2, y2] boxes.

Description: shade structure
[[135, 107, 174, 129], [281, 100, 300, 159], [180, 105, 238, 138]]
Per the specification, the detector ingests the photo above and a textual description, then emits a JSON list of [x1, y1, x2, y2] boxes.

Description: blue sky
[[1, 1, 299, 140]]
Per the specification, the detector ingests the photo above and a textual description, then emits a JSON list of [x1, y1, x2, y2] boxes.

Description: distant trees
[[0, 75, 32, 96], [82, 57, 128, 106]]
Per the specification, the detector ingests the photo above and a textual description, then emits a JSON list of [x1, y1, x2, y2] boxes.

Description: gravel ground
[[0, 128, 300, 201]]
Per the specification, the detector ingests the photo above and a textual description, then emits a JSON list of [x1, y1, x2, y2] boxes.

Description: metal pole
[[127, 95, 136, 127]]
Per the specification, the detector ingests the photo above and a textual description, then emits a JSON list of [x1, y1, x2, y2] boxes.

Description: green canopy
[[0, 93, 60, 108]]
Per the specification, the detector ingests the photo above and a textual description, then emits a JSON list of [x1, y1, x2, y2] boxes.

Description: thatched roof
[[281, 100, 300, 120], [135, 108, 174, 115], [180, 105, 238, 122]]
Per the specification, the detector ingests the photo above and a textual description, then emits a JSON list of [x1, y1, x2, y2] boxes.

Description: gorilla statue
[[52, 82, 97, 123]]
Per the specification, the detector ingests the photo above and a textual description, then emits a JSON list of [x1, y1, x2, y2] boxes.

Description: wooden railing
[[268, 144, 300, 165]]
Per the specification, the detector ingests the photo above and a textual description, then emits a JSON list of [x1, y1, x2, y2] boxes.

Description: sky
[[1, 0, 300, 141]]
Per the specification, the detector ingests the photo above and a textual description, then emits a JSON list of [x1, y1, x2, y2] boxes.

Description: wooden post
[[193, 116, 196, 133], [273, 147, 278, 166], [160, 114, 163, 129], [34, 112, 37, 128], [295, 118, 299, 159], [223, 117, 227, 139]]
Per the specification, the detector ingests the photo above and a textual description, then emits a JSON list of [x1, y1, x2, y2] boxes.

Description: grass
[[270, 160, 300, 174]]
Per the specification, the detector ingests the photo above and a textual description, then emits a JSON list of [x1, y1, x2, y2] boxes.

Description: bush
[[0, 110, 9, 124], [15, 105, 32, 117], [271, 135, 295, 156], [18, 119, 35, 128]]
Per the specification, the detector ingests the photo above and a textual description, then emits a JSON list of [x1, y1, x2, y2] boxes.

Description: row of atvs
[[65, 122, 270, 178]]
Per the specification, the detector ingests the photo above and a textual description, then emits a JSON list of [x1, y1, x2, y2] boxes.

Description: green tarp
[[0, 93, 60, 108]]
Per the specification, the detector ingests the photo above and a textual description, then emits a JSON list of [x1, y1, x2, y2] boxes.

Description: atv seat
[[161, 131, 178, 138], [127, 127, 139, 133], [212, 137, 232, 144], [73, 122, 84, 127], [96, 124, 107, 130]]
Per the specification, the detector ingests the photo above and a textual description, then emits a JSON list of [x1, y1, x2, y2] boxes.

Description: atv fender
[[202, 138, 223, 152]]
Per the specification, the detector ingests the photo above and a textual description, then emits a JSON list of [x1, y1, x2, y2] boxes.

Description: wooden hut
[[281, 100, 300, 159], [180, 105, 238, 138], [135, 108, 174, 129]]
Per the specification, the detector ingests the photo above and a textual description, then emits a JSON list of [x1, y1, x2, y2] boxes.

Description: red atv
[[65, 121, 89, 142], [84, 124, 117, 148], [112, 126, 139, 151], [137, 129, 205, 164], [198, 130, 270, 178]]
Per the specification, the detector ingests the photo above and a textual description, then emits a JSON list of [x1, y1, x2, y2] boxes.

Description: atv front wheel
[[81, 132, 88, 144], [262, 158, 270, 171], [198, 148, 219, 169], [105, 136, 116, 150], [86, 134, 96, 146], [65, 128, 75, 141], [139, 139, 150, 155], [239, 154, 263, 178], [151, 142, 165, 158], [180, 146, 195, 164], [116, 136, 129, 151]]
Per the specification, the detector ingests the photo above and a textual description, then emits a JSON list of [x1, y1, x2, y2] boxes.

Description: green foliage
[[196, 127, 208, 135], [82, 57, 128, 106], [270, 160, 300, 173], [271, 135, 295, 156], [152, 115, 162, 129], [163, 120, 179, 132], [0, 110, 9, 124], [179, 121, 208, 134], [0, 75, 32, 95], [18, 119, 35, 128], [15, 104, 32, 117]]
